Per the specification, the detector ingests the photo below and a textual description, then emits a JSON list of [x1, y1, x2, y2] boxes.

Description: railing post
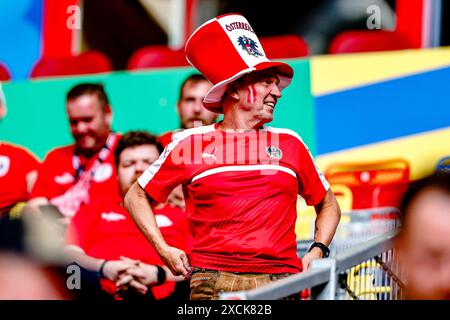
[[310, 258, 337, 300]]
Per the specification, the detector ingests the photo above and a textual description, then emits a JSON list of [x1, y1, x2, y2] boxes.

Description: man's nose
[[270, 84, 282, 98], [193, 100, 203, 113], [76, 121, 88, 134], [135, 162, 148, 174]]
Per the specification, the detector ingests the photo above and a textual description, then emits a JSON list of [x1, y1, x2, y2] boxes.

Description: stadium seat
[[328, 31, 412, 54], [0, 62, 11, 81], [30, 51, 113, 78], [127, 45, 188, 70], [325, 159, 410, 209], [260, 35, 309, 59]]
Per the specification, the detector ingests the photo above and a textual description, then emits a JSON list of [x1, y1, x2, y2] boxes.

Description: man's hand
[[102, 259, 138, 282], [302, 247, 323, 270], [161, 246, 192, 279]]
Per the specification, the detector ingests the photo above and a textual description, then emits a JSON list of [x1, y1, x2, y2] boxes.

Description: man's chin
[[76, 144, 98, 157]]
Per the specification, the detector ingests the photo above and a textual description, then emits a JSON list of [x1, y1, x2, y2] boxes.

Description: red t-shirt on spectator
[[29, 135, 121, 214], [66, 200, 191, 300], [0, 142, 39, 213], [139, 124, 329, 274]]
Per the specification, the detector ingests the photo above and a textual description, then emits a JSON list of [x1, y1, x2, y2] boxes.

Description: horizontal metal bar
[[241, 267, 330, 300], [334, 229, 400, 272]]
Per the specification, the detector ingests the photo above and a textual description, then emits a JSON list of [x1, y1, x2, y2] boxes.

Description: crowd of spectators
[[0, 75, 211, 300]]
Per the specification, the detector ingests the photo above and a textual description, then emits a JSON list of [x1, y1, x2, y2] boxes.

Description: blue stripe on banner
[[315, 66, 450, 155]]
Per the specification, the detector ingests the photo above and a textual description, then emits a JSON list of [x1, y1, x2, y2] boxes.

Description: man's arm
[[302, 188, 341, 270], [64, 246, 137, 282], [124, 181, 191, 277]]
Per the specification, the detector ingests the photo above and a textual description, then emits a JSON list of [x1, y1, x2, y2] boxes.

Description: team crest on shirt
[[101, 212, 126, 222], [55, 172, 74, 184], [266, 146, 283, 160], [237, 35, 263, 57], [155, 214, 173, 228], [0, 156, 10, 177]]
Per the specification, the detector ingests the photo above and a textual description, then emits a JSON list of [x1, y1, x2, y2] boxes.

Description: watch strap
[[308, 242, 330, 258]]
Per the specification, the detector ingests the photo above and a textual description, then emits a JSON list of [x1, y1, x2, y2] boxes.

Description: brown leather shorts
[[189, 268, 299, 300]]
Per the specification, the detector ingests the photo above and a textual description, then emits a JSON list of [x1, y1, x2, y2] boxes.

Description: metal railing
[[219, 228, 404, 300]]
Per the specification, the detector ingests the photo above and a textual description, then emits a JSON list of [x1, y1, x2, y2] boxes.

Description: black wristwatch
[[308, 242, 330, 258], [156, 266, 167, 285]]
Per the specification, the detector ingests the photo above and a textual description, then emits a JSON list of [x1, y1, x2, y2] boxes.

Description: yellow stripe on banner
[[311, 47, 450, 96], [315, 127, 450, 181]]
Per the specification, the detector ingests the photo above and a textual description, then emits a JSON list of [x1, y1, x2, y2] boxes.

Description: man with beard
[[159, 74, 218, 147], [159, 74, 218, 209], [27, 83, 121, 220], [65, 131, 192, 300]]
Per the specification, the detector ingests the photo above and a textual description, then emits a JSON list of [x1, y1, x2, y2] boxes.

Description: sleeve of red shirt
[[19, 147, 39, 174], [28, 151, 56, 199], [296, 140, 330, 206], [137, 134, 189, 203]]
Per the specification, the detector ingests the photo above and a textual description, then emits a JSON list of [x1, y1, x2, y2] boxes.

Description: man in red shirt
[[159, 74, 217, 148], [27, 83, 121, 220], [65, 131, 192, 300], [125, 14, 341, 300], [0, 83, 39, 216], [160, 74, 218, 209]]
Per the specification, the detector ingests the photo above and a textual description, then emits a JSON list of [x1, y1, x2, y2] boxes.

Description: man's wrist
[[309, 247, 324, 258], [308, 242, 330, 258], [98, 259, 109, 278], [156, 265, 167, 285]]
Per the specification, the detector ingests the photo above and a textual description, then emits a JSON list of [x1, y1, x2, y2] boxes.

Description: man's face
[[67, 94, 112, 156], [399, 189, 450, 300], [232, 69, 282, 124], [117, 144, 160, 196], [177, 80, 217, 129]]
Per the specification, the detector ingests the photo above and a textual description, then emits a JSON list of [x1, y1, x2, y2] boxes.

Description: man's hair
[[66, 83, 110, 111], [399, 171, 450, 225], [114, 131, 164, 167], [179, 73, 208, 100]]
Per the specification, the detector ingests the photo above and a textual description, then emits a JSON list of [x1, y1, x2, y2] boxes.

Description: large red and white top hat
[[185, 13, 294, 113]]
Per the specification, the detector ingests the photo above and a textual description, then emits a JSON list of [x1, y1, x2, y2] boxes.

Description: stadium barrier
[[220, 228, 404, 300]]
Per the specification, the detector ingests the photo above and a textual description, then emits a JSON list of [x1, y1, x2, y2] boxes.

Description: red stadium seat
[[325, 159, 410, 209], [30, 51, 113, 78], [0, 62, 11, 81], [127, 45, 188, 70], [328, 31, 412, 54], [260, 35, 309, 59]]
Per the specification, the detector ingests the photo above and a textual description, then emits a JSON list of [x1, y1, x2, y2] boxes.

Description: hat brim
[[202, 61, 294, 113]]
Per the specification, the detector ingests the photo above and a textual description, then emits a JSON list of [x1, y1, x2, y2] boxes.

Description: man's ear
[[105, 105, 113, 126], [226, 84, 240, 101], [0, 104, 6, 119]]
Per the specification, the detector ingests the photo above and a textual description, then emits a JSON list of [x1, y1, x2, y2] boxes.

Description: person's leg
[[189, 268, 219, 300], [190, 269, 299, 300]]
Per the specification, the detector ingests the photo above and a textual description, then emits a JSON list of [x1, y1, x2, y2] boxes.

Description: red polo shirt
[[0, 142, 39, 213]]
